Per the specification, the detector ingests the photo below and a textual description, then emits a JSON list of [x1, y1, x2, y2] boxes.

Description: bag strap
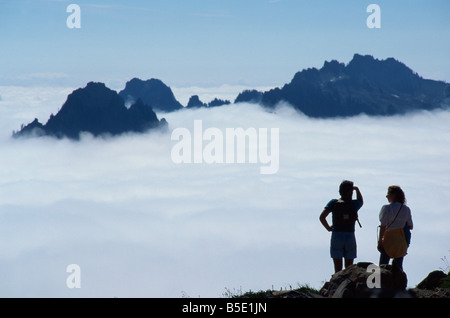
[[378, 203, 404, 243], [387, 203, 403, 230]]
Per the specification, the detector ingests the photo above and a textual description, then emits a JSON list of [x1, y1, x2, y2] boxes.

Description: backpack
[[331, 199, 358, 232]]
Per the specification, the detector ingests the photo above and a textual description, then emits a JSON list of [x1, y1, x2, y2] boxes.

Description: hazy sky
[[1, 0, 449, 90]]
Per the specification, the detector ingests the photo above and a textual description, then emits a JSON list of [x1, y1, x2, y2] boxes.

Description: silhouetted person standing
[[320, 180, 364, 273], [377, 185, 413, 271]]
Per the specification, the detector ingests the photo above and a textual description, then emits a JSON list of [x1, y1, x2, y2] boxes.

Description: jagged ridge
[[14, 82, 167, 140], [251, 54, 450, 117], [13, 54, 450, 139]]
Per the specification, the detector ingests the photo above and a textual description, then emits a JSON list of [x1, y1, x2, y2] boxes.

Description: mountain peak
[[350, 53, 375, 62], [14, 82, 168, 139], [119, 78, 183, 112], [321, 59, 346, 75], [259, 54, 449, 117]]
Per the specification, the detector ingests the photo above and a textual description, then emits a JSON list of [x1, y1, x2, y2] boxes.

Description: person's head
[[339, 180, 354, 201], [386, 185, 406, 204]]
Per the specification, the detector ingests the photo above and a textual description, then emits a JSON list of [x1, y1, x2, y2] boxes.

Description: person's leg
[[343, 232, 356, 269], [330, 232, 344, 273], [392, 257, 404, 271], [333, 258, 343, 273], [379, 248, 390, 266], [344, 258, 354, 269]]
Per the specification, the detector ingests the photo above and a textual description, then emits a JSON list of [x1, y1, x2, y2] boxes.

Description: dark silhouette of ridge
[[185, 95, 231, 108], [119, 78, 183, 113], [208, 98, 231, 108], [252, 54, 450, 117], [234, 90, 263, 104], [186, 95, 207, 108], [11, 54, 450, 140], [13, 82, 167, 140], [119, 78, 233, 110]]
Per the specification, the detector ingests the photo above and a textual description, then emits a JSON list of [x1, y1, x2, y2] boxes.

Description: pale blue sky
[[1, 0, 449, 89]]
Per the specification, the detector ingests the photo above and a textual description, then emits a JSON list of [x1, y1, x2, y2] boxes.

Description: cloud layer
[[0, 86, 449, 297]]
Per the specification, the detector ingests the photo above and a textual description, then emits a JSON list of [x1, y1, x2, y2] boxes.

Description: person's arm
[[407, 209, 414, 230], [353, 186, 363, 205], [377, 225, 386, 252], [319, 209, 332, 232]]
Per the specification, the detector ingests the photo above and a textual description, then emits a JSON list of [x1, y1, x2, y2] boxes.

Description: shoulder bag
[[381, 204, 408, 258]]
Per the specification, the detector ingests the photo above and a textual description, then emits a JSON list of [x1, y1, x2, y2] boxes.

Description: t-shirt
[[325, 199, 363, 232], [379, 202, 413, 231]]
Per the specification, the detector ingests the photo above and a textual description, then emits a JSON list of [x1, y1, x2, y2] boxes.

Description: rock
[[416, 270, 447, 290], [412, 270, 450, 298], [234, 265, 449, 299], [238, 288, 324, 299], [319, 262, 410, 298], [412, 287, 450, 298], [270, 289, 323, 299]]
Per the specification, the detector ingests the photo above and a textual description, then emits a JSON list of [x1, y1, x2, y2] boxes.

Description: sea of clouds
[[0, 85, 449, 297]]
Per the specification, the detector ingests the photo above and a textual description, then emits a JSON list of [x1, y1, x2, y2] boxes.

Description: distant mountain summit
[[186, 95, 207, 108], [245, 54, 449, 117], [119, 78, 233, 110], [186, 95, 231, 109], [14, 82, 167, 139], [119, 78, 183, 113]]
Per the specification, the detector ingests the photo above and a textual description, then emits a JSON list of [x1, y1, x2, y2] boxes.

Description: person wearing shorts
[[320, 180, 364, 273]]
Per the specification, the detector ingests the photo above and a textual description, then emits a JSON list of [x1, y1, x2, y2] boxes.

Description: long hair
[[388, 185, 406, 204]]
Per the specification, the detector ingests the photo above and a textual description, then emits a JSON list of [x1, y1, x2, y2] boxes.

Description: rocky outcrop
[[319, 262, 411, 298], [13, 82, 168, 140], [412, 270, 450, 298], [237, 262, 450, 298], [319, 263, 449, 298]]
